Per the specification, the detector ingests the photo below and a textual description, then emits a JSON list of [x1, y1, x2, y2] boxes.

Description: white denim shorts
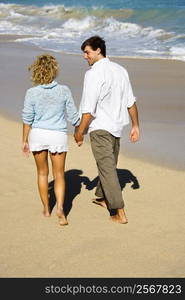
[[28, 128, 68, 153]]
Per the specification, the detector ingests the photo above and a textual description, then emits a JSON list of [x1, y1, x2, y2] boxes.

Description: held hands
[[73, 113, 92, 146], [74, 127, 84, 147], [22, 142, 30, 157], [129, 126, 140, 142]]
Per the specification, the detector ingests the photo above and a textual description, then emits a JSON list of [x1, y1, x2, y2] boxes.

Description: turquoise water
[[1, 0, 185, 9], [0, 0, 185, 59]]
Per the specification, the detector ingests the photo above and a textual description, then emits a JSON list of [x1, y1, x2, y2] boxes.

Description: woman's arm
[[22, 89, 35, 157], [65, 87, 80, 126], [22, 123, 31, 157]]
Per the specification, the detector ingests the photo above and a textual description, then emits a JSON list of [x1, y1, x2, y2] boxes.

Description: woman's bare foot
[[56, 207, 68, 225], [43, 209, 51, 217], [59, 215, 68, 226], [92, 198, 107, 208], [43, 206, 51, 217], [56, 207, 64, 218]]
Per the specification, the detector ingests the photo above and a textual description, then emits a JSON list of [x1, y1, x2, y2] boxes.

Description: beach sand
[[0, 39, 185, 278], [0, 115, 185, 278]]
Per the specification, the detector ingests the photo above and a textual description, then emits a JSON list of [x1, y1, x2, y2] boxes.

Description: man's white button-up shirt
[[79, 57, 136, 137]]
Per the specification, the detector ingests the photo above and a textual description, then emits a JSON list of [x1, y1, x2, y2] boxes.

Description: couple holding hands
[[22, 36, 140, 226]]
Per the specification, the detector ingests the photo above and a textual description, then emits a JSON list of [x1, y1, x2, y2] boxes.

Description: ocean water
[[0, 0, 185, 60]]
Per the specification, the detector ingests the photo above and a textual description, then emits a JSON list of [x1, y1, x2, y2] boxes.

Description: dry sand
[[0, 114, 184, 278], [0, 38, 185, 278]]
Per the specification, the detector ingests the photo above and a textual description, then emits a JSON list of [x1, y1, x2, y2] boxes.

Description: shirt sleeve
[[22, 89, 35, 125], [124, 71, 136, 108], [65, 86, 80, 126], [80, 70, 102, 117]]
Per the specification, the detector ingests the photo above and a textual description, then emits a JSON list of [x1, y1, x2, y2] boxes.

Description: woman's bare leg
[[49, 152, 68, 225], [33, 150, 50, 217]]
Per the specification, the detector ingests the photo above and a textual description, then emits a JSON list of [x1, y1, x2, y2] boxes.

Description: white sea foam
[[63, 16, 97, 31], [170, 46, 185, 60], [0, 3, 185, 61]]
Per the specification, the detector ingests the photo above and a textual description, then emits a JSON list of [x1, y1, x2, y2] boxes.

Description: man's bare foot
[[110, 208, 128, 224], [59, 215, 68, 226], [110, 215, 128, 224], [117, 208, 128, 223], [92, 198, 107, 208]]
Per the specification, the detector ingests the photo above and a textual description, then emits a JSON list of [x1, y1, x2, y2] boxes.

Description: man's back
[[81, 57, 136, 137]]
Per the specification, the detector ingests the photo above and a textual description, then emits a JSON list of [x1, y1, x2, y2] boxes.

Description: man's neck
[[97, 55, 105, 61], [93, 55, 105, 65]]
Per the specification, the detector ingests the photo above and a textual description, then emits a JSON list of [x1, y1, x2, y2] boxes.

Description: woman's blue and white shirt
[[22, 81, 80, 131]]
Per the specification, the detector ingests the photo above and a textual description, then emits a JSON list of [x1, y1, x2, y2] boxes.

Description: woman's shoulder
[[26, 85, 41, 94], [58, 84, 72, 94], [24, 86, 40, 100], [58, 84, 70, 90]]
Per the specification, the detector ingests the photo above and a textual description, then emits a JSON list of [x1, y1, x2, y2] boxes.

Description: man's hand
[[128, 103, 140, 143], [129, 126, 140, 142], [74, 128, 84, 146], [73, 113, 93, 147]]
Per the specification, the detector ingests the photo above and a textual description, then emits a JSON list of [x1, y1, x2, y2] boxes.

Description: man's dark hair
[[81, 36, 106, 57]]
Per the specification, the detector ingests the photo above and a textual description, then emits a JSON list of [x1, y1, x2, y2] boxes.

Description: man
[[74, 36, 140, 224]]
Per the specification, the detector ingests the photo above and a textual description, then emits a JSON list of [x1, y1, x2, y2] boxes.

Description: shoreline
[[1, 34, 185, 62]]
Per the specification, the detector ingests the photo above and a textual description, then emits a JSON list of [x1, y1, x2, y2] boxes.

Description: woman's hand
[[22, 142, 30, 157]]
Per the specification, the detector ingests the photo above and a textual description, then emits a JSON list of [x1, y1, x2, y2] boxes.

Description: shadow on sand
[[48, 168, 140, 216]]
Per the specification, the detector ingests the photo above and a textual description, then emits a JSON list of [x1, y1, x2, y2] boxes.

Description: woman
[[22, 54, 80, 226]]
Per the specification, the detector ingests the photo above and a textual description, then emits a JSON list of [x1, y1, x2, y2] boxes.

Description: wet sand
[[0, 38, 184, 170]]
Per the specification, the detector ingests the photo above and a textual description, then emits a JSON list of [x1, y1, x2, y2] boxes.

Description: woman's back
[[22, 81, 79, 132]]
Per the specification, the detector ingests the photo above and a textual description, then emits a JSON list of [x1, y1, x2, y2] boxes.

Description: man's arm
[[75, 69, 102, 146], [74, 113, 93, 146], [128, 103, 140, 142]]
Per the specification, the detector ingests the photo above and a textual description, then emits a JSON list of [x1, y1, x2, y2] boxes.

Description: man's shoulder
[[110, 60, 130, 81], [84, 68, 97, 79], [109, 59, 127, 72]]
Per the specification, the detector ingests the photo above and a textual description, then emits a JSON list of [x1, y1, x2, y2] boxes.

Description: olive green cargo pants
[[90, 130, 124, 209]]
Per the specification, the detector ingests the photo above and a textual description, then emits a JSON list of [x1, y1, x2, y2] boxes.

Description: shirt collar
[[40, 80, 58, 89], [91, 57, 109, 68]]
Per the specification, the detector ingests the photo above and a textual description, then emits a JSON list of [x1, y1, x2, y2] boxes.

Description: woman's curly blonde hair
[[29, 54, 59, 85]]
